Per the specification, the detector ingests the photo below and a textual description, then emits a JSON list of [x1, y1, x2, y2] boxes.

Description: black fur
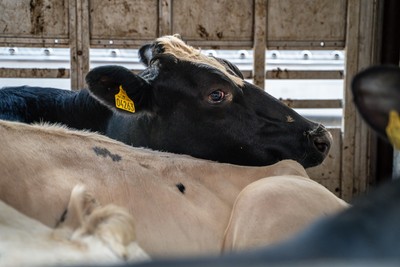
[[0, 86, 111, 133], [176, 183, 186, 194]]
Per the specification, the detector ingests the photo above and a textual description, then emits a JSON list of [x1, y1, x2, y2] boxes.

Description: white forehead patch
[[155, 35, 244, 87]]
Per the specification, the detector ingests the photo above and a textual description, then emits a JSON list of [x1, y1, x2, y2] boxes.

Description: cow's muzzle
[[308, 125, 332, 158]]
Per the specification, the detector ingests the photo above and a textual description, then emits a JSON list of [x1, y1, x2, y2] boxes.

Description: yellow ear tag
[[115, 85, 135, 113], [386, 110, 400, 150]]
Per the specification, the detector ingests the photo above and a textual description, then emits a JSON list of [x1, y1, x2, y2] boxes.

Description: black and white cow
[[0, 35, 331, 167], [105, 65, 400, 266]]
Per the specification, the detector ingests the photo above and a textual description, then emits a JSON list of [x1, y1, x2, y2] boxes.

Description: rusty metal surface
[[282, 99, 342, 109], [172, 0, 254, 43], [89, 0, 158, 42], [267, 0, 347, 48], [0, 0, 69, 39], [266, 70, 344, 79]]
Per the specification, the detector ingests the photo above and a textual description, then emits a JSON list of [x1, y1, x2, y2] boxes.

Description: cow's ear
[[352, 65, 400, 142], [138, 44, 153, 66], [85, 65, 152, 114]]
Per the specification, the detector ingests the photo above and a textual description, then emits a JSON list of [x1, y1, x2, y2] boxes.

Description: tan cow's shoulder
[[222, 175, 348, 252]]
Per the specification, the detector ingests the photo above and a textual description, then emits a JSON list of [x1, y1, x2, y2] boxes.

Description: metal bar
[[69, 0, 78, 89], [267, 41, 345, 50], [266, 70, 344, 79], [89, 39, 255, 49], [0, 38, 69, 47], [253, 0, 267, 89], [159, 0, 172, 36], [0, 68, 70, 78], [281, 99, 342, 109], [70, 0, 90, 90], [90, 39, 154, 49], [241, 70, 344, 79], [78, 0, 90, 88]]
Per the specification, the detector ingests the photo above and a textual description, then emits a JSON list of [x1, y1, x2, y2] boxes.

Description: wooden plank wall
[[0, 0, 383, 200]]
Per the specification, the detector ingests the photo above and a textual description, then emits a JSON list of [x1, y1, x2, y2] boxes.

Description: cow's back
[[0, 120, 272, 256], [222, 175, 348, 252], [0, 86, 112, 132], [0, 120, 346, 257], [0, 86, 72, 122]]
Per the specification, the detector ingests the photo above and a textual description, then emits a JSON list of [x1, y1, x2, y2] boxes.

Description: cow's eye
[[208, 90, 225, 103]]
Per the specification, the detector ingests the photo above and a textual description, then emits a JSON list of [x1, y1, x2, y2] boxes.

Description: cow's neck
[[155, 158, 309, 206], [106, 113, 155, 148], [55, 89, 112, 133]]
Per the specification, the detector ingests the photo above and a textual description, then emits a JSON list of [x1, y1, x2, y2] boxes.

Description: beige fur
[[156, 35, 244, 86], [0, 120, 347, 257], [0, 185, 149, 267]]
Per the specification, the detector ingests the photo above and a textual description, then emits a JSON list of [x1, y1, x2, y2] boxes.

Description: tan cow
[[0, 120, 347, 258], [0, 184, 149, 267]]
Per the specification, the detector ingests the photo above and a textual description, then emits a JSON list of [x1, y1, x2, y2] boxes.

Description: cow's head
[[352, 65, 400, 149], [85, 35, 331, 168]]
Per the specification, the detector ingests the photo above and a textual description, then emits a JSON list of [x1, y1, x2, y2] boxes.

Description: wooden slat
[[341, 0, 381, 201], [90, 39, 254, 49], [70, 0, 90, 90], [281, 99, 342, 109], [267, 70, 344, 79], [0, 68, 70, 78], [184, 40, 254, 49], [352, 1, 383, 194], [267, 41, 345, 50], [252, 0, 267, 89], [90, 39, 153, 48], [241, 70, 344, 79], [0, 38, 69, 47], [159, 0, 172, 36], [341, 0, 360, 202]]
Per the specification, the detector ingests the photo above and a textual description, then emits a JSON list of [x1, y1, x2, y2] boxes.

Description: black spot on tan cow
[[176, 183, 186, 194], [92, 146, 122, 162]]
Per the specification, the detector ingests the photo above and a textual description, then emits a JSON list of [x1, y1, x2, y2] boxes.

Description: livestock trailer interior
[[1, 0, 399, 202]]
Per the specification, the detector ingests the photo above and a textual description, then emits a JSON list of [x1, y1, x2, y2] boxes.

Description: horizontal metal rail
[[0, 68, 69, 78]]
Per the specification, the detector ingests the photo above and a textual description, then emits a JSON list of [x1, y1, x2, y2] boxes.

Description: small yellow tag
[[386, 110, 400, 150], [115, 85, 135, 113]]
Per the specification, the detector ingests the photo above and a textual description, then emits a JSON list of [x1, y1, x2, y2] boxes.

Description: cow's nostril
[[314, 139, 330, 154]]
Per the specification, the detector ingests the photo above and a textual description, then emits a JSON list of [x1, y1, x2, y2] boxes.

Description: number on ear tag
[[115, 85, 135, 113], [386, 110, 400, 150]]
